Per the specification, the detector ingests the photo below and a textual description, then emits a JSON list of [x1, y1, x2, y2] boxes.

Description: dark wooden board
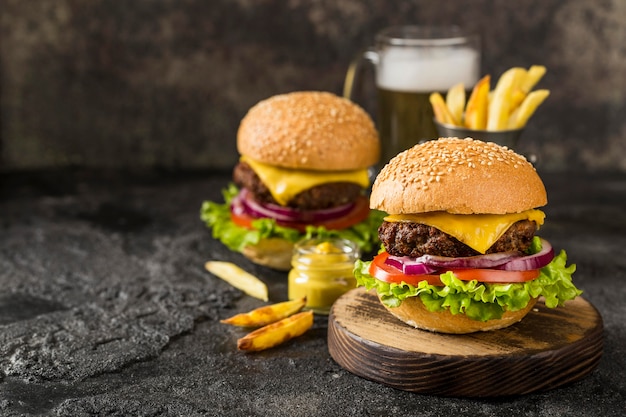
[[327, 287, 603, 397]]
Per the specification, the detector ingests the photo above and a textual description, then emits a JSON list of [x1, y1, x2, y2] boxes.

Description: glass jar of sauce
[[288, 237, 360, 315]]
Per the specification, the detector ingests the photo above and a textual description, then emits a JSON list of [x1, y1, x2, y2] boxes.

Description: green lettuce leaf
[[200, 184, 385, 254], [354, 237, 582, 322]]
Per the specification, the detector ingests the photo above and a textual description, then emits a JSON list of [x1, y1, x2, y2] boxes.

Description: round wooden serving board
[[328, 287, 603, 397]]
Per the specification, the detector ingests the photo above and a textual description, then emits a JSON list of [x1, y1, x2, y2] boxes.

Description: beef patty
[[379, 220, 538, 258], [233, 161, 362, 210]]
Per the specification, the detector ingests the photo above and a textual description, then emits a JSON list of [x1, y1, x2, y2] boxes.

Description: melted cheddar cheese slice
[[384, 209, 545, 254], [242, 156, 370, 206]]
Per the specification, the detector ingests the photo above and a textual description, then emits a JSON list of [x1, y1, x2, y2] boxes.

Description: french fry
[[435, 65, 548, 132], [430, 92, 458, 125], [507, 65, 547, 115], [464, 75, 490, 130], [512, 67, 528, 89], [487, 67, 526, 130], [445, 83, 466, 125], [221, 297, 307, 327], [237, 310, 314, 352], [205, 261, 269, 302], [507, 89, 550, 129], [519, 65, 546, 94], [508, 89, 527, 114]]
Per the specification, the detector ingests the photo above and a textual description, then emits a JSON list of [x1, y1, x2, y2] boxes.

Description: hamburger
[[201, 91, 384, 270], [354, 137, 582, 333]]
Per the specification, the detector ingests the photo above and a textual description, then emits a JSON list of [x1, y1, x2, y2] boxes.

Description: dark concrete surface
[[0, 170, 624, 416]]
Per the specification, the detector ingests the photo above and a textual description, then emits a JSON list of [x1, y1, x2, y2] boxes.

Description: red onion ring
[[230, 191, 246, 215], [496, 238, 554, 271], [419, 252, 521, 269], [384, 238, 555, 274], [236, 188, 356, 224], [386, 251, 519, 273], [384, 256, 438, 275]]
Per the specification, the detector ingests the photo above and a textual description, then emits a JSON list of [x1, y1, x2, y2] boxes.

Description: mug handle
[[343, 48, 379, 100]]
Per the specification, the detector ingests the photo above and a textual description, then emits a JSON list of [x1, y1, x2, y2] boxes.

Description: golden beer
[[377, 88, 440, 164], [344, 26, 480, 166]]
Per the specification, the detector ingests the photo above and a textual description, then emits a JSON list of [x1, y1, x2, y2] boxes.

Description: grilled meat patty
[[379, 220, 538, 258], [233, 161, 362, 210]]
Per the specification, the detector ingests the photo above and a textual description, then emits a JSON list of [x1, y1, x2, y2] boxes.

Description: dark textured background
[[1, 0, 625, 173]]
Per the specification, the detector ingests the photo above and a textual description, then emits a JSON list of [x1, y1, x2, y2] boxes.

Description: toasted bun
[[370, 137, 547, 215], [237, 91, 380, 171], [241, 237, 294, 271], [381, 295, 538, 334]]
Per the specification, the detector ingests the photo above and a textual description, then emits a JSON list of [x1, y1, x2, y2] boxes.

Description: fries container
[[434, 120, 523, 149]]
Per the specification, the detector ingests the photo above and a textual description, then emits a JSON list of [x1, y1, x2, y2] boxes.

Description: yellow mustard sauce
[[288, 238, 360, 315]]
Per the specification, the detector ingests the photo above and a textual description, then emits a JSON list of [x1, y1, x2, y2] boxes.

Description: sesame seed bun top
[[237, 91, 380, 171], [370, 137, 547, 215]]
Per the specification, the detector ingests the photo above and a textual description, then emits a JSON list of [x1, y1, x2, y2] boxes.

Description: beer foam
[[377, 47, 479, 92]]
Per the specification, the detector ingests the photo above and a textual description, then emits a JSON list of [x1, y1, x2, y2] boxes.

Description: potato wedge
[[487, 67, 526, 130], [464, 75, 490, 130], [445, 83, 466, 125], [237, 310, 314, 352], [507, 89, 550, 129], [430, 92, 458, 125], [221, 297, 307, 327], [205, 261, 269, 302]]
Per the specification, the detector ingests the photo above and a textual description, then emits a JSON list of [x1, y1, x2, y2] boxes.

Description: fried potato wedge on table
[[221, 297, 307, 327], [205, 261, 269, 301], [237, 310, 314, 352]]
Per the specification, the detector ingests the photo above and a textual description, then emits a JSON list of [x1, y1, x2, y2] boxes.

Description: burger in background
[[355, 137, 582, 333], [201, 91, 384, 270]]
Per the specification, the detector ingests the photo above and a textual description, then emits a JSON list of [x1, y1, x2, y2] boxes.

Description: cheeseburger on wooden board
[[201, 91, 384, 270], [355, 137, 581, 333]]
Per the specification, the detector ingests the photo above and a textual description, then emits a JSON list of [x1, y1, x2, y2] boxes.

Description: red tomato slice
[[369, 252, 444, 286], [369, 252, 540, 286], [230, 196, 371, 233], [230, 210, 255, 229]]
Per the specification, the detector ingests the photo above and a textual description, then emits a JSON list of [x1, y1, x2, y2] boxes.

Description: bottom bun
[[380, 295, 538, 334], [242, 237, 294, 271]]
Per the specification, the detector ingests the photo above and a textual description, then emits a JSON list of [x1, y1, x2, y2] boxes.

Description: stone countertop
[[0, 170, 624, 417]]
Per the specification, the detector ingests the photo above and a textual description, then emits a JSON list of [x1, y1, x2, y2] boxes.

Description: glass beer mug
[[344, 26, 481, 165]]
